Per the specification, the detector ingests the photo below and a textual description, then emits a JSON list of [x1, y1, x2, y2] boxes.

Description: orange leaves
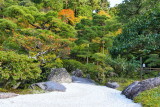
[[68, 38, 77, 41], [22, 36, 42, 51], [58, 9, 75, 24], [13, 34, 72, 57]]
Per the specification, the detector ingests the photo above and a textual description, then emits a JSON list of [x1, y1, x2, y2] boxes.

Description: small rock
[[106, 82, 119, 89], [0, 93, 18, 99], [48, 68, 72, 83], [86, 74, 91, 79], [72, 69, 83, 77]]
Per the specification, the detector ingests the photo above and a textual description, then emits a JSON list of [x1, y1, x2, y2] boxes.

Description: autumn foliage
[[98, 10, 111, 18], [58, 9, 75, 24]]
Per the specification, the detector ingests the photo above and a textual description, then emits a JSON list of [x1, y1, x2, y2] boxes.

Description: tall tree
[[117, 0, 143, 22], [111, 8, 160, 59]]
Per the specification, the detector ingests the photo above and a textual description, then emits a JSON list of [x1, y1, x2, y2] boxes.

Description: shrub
[[63, 59, 86, 72], [106, 56, 139, 77], [0, 51, 41, 89], [84, 63, 106, 83]]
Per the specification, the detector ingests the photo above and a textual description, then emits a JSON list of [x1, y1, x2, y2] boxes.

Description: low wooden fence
[[140, 68, 160, 80], [143, 68, 160, 72]]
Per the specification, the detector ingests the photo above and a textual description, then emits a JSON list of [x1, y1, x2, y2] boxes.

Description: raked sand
[[0, 83, 141, 107]]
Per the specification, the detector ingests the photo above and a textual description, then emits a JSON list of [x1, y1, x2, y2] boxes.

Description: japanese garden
[[0, 0, 159, 107]]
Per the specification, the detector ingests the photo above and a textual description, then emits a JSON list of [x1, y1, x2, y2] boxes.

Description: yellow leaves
[[115, 29, 122, 35], [54, 28, 61, 31], [44, 54, 56, 61], [98, 10, 111, 18], [74, 16, 88, 23], [105, 29, 122, 37], [92, 37, 101, 43], [68, 38, 77, 41], [55, 58, 63, 64], [79, 43, 90, 49]]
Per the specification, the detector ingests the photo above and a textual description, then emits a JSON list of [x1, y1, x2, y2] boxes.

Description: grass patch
[[0, 88, 8, 92], [134, 86, 160, 107]]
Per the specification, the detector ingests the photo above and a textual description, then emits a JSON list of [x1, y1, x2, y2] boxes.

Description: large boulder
[[48, 68, 72, 83], [0, 93, 18, 99], [122, 77, 160, 99], [72, 76, 96, 85], [106, 82, 119, 89], [31, 81, 66, 92], [72, 69, 83, 77]]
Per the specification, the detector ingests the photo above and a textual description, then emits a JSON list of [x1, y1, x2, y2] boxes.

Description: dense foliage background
[[0, 0, 159, 90]]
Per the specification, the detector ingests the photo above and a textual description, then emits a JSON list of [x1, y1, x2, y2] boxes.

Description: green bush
[[0, 51, 41, 89], [63, 59, 103, 83], [0, 19, 17, 32], [85, 63, 108, 84], [106, 56, 139, 77], [63, 59, 86, 72], [143, 71, 160, 79]]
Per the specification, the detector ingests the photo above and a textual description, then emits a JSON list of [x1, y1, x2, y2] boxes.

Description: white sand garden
[[0, 83, 141, 107]]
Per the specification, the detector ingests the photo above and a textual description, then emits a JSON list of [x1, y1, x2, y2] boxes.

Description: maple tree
[[58, 9, 75, 25]]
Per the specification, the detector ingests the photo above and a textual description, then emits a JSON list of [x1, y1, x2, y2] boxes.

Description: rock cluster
[[31, 68, 72, 92]]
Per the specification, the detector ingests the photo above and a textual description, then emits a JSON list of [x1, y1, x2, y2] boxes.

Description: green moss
[[8, 89, 34, 94], [0, 88, 8, 92], [134, 86, 160, 107], [0, 88, 45, 95]]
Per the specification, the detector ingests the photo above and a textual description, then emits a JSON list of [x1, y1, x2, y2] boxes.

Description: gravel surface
[[0, 83, 141, 107]]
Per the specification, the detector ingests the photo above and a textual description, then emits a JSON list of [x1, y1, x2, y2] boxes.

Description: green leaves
[[5, 5, 25, 17], [0, 51, 41, 88], [0, 19, 17, 31], [145, 54, 160, 67], [92, 53, 106, 62], [111, 9, 160, 58], [4, 5, 77, 38], [24, 14, 35, 23]]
